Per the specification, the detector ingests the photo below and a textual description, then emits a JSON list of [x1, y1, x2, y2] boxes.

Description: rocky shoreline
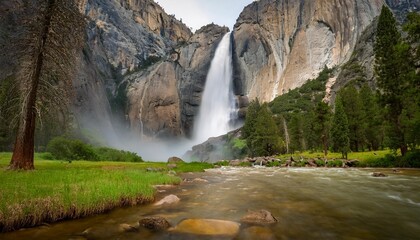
[[217, 156, 360, 168]]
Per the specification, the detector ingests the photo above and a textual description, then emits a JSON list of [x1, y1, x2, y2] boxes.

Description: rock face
[[232, 0, 385, 102], [123, 24, 229, 138]]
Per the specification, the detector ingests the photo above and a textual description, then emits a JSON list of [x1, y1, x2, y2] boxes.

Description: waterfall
[[193, 32, 237, 143]]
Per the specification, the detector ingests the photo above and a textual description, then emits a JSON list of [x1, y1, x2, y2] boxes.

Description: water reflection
[[2, 167, 420, 239]]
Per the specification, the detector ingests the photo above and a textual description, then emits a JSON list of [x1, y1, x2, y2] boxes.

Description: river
[[2, 167, 420, 239]]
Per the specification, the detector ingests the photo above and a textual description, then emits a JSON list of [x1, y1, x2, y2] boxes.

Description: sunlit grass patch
[[0, 153, 212, 232]]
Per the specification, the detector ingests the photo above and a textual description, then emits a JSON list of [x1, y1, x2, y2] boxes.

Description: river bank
[[2, 167, 420, 239]]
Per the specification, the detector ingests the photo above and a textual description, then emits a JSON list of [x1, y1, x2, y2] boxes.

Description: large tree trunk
[[9, 0, 55, 170]]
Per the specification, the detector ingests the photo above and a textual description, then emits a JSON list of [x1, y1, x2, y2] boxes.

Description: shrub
[[267, 160, 280, 167], [396, 150, 420, 168], [47, 137, 98, 161], [327, 160, 343, 167], [95, 147, 143, 162], [214, 160, 229, 167], [315, 159, 325, 167], [357, 154, 396, 167]]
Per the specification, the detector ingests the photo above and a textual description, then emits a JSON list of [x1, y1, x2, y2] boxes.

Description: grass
[[0, 153, 212, 232]]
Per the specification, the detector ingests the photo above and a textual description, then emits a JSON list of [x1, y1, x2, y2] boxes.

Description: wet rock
[[118, 223, 138, 232], [344, 159, 359, 167], [171, 219, 240, 236], [154, 194, 180, 206], [192, 178, 209, 183], [392, 169, 401, 173], [307, 159, 317, 167], [139, 217, 171, 231], [237, 226, 276, 240], [168, 157, 184, 163], [241, 210, 277, 224], [372, 172, 387, 177]]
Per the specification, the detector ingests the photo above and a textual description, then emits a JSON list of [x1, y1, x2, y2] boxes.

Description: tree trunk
[[9, 0, 55, 170], [401, 144, 408, 157]]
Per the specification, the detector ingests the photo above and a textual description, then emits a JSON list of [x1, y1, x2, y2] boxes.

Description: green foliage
[[356, 154, 396, 168], [47, 137, 98, 161], [397, 150, 420, 168], [96, 147, 143, 162], [326, 159, 343, 167], [374, 6, 418, 156], [270, 67, 333, 115], [214, 160, 229, 167], [46, 137, 143, 162], [315, 159, 326, 167], [247, 104, 281, 156], [338, 85, 364, 151], [331, 98, 350, 159]]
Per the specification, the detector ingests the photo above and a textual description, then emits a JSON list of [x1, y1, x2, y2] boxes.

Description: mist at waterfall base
[[82, 32, 239, 161]]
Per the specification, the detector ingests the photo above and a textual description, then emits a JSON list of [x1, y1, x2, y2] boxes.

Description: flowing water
[[193, 32, 237, 144], [3, 168, 420, 239]]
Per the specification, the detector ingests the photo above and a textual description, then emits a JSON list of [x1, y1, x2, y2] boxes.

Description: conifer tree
[[4, 0, 85, 170], [252, 104, 282, 156], [374, 6, 416, 156], [331, 98, 350, 159]]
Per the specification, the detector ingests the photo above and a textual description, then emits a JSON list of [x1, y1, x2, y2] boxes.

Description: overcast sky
[[157, 0, 255, 32]]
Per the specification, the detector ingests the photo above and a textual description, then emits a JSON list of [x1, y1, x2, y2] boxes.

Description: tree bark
[[9, 0, 55, 170]]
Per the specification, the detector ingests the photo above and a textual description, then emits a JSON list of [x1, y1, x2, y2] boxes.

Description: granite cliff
[[232, 0, 386, 102], [1, 0, 417, 145]]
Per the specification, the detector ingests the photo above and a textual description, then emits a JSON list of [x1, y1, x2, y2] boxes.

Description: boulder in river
[[241, 209, 278, 224], [372, 172, 387, 177], [154, 194, 180, 206], [170, 219, 240, 236], [139, 216, 171, 231]]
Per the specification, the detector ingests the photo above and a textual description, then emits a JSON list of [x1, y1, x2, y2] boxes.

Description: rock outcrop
[[232, 0, 385, 102]]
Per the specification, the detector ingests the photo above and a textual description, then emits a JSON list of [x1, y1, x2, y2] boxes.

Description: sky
[[157, 0, 256, 32]]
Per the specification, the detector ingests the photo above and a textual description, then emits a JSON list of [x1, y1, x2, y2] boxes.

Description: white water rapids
[[193, 32, 237, 144]]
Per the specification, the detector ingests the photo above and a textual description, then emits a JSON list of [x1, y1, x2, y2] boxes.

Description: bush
[[214, 160, 229, 167], [267, 160, 280, 167], [95, 147, 143, 162], [315, 159, 325, 167], [47, 137, 98, 161], [396, 150, 420, 168], [327, 160, 342, 167], [357, 154, 396, 167]]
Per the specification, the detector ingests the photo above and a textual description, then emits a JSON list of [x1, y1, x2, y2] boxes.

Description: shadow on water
[[2, 168, 420, 239]]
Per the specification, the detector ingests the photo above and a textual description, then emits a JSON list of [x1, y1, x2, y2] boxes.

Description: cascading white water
[[193, 32, 237, 143]]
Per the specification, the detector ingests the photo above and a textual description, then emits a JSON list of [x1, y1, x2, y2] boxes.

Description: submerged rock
[[170, 219, 240, 236], [154, 194, 180, 206], [118, 223, 138, 232], [237, 226, 276, 240], [139, 217, 171, 231], [372, 172, 387, 177], [241, 210, 277, 224]]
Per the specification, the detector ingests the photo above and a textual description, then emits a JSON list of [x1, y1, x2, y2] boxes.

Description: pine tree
[[252, 104, 282, 156], [331, 98, 350, 159], [339, 85, 364, 151], [374, 6, 417, 156], [313, 101, 331, 157], [4, 0, 85, 170], [359, 84, 383, 150]]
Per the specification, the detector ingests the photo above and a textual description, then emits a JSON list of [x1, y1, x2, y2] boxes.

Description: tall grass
[[0, 153, 211, 232]]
